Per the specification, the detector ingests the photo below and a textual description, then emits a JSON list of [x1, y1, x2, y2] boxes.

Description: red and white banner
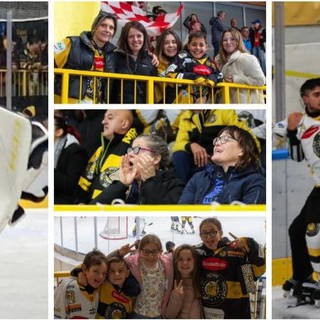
[[101, 2, 183, 37]]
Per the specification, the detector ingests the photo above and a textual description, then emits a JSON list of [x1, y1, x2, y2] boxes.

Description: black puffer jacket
[[54, 31, 117, 102], [113, 49, 157, 104]]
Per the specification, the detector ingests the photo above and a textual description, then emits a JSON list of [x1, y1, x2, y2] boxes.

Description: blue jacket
[[179, 164, 266, 204]]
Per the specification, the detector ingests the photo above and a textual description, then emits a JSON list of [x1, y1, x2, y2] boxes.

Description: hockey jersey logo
[[200, 272, 227, 307], [202, 257, 228, 271]]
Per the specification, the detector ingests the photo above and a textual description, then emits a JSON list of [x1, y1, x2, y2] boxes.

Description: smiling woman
[[54, 11, 118, 103], [113, 21, 158, 104], [179, 126, 266, 204]]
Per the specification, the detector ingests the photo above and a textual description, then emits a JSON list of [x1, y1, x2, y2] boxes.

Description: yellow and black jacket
[[76, 129, 137, 203], [195, 237, 265, 319], [172, 110, 260, 155], [165, 50, 223, 103]]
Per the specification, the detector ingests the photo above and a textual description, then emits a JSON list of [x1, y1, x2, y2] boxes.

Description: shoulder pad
[[54, 41, 66, 54]]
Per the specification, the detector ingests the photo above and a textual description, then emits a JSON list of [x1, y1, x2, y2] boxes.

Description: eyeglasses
[[127, 146, 155, 155], [200, 231, 218, 238], [213, 135, 238, 145], [141, 249, 159, 256]]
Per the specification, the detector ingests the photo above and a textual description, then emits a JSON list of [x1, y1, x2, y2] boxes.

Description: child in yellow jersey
[[54, 249, 107, 319], [97, 257, 136, 319], [165, 30, 223, 104]]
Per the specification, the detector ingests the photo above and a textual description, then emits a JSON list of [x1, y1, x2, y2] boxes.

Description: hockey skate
[[283, 277, 320, 307]]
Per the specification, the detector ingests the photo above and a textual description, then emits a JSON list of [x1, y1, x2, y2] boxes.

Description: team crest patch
[[54, 41, 66, 54], [100, 167, 119, 188], [105, 302, 127, 319], [200, 273, 227, 306], [313, 131, 320, 158], [306, 223, 319, 237], [66, 289, 76, 304]]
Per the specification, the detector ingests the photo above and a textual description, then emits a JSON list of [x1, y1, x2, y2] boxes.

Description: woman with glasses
[[179, 125, 265, 204], [215, 28, 265, 104], [195, 217, 265, 319], [90, 134, 185, 204]]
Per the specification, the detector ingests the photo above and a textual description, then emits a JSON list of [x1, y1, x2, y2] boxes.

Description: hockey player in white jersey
[[0, 107, 48, 234], [274, 78, 320, 307]]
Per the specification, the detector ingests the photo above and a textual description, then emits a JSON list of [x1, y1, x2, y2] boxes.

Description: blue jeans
[[212, 41, 220, 57], [251, 46, 266, 75]]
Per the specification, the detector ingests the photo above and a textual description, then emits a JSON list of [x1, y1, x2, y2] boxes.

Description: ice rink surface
[[0, 209, 48, 319], [272, 286, 320, 319]]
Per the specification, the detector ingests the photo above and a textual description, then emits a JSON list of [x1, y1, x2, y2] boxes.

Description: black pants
[[288, 187, 320, 281]]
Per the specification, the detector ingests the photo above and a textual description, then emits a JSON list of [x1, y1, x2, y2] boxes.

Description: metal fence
[[0, 69, 48, 97], [54, 68, 266, 104]]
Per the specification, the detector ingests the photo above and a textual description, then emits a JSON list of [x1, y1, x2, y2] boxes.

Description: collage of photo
[[0, 1, 319, 319]]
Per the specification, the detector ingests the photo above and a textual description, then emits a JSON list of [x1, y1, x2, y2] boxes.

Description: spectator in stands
[[216, 28, 265, 103], [152, 5, 167, 18], [76, 110, 105, 158], [172, 109, 260, 184], [241, 26, 252, 52], [54, 116, 88, 204], [230, 17, 241, 31], [183, 13, 207, 34], [250, 19, 266, 75], [166, 31, 223, 104], [155, 28, 182, 103], [90, 134, 185, 205], [113, 21, 158, 104], [209, 10, 227, 57], [76, 110, 138, 204], [54, 11, 117, 103], [179, 126, 266, 204]]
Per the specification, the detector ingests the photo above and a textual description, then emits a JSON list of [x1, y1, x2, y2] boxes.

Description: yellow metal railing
[[0, 69, 48, 97], [54, 204, 266, 212], [54, 68, 266, 104]]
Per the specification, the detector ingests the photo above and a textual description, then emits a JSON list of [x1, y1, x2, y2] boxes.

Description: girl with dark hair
[[165, 244, 202, 319], [155, 28, 182, 103], [179, 125, 265, 204], [54, 116, 88, 204], [195, 218, 265, 319], [114, 21, 158, 103], [90, 134, 184, 204]]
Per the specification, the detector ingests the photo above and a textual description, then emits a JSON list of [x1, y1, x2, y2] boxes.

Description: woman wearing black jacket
[[54, 116, 88, 204], [113, 21, 157, 104], [90, 134, 185, 204]]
